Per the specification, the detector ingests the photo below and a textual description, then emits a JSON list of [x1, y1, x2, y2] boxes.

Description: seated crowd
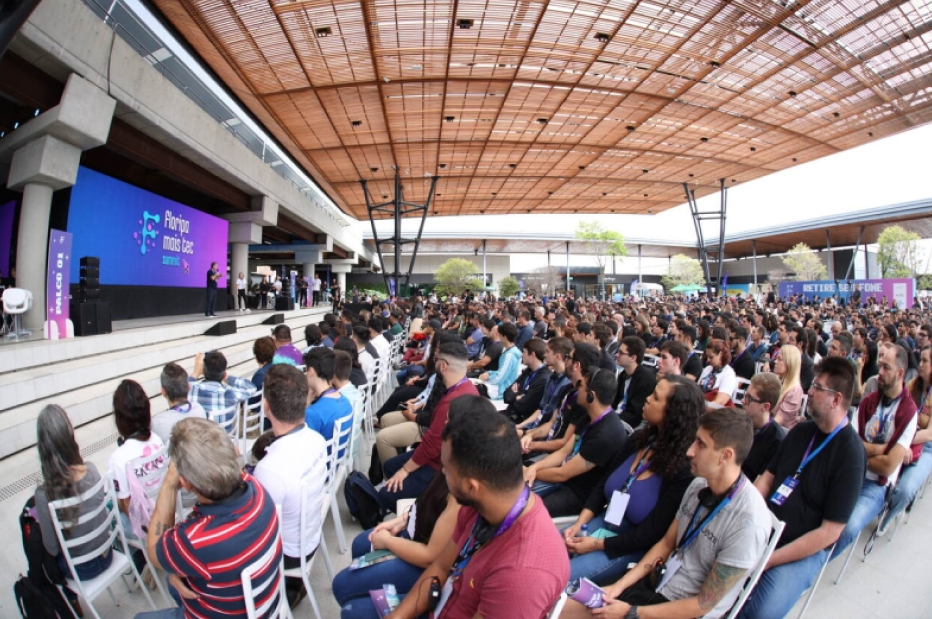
[[28, 290, 932, 619]]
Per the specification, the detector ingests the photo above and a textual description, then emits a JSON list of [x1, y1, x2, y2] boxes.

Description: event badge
[[433, 579, 454, 617], [656, 555, 682, 591], [605, 491, 630, 526], [770, 477, 798, 506]]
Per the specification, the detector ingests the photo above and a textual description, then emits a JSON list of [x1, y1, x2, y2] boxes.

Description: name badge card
[[770, 477, 798, 506], [656, 555, 683, 592], [605, 491, 630, 526]]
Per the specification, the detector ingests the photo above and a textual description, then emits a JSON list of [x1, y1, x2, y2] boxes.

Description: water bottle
[[580, 524, 589, 537]]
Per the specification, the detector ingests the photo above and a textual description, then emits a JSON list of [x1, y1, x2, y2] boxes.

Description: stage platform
[[0, 305, 329, 461]]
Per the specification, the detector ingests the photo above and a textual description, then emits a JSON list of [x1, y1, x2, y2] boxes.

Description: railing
[[80, 0, 350, 228]]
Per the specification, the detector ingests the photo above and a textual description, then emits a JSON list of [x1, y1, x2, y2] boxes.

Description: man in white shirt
[[313, 274, 322, 306], [236, 272, 247, 312], [254, 364, 328, 607], [368, 316, 391, 361]]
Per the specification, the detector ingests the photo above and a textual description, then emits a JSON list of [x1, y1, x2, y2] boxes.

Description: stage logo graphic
[[135, 211, 160, 254]]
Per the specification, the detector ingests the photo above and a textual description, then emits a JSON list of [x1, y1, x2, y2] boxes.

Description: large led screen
[[67, 167, 229, 288], [0, 200, 15, 280]]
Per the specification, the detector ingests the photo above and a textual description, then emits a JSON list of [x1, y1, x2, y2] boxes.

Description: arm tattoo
[[698, 562, 747, 610]]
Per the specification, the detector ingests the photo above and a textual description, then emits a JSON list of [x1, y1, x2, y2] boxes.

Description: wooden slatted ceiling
[[151, 0, 932, 220]]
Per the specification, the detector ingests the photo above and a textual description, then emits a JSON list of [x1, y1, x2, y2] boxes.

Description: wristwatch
[[624, 606, 639, 619]]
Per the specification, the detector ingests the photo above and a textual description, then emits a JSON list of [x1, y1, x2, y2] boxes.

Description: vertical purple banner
[[47, 229, 73, 339]]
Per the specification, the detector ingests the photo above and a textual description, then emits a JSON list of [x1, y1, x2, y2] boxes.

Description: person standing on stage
[[205, 262, 220, 317], [236, 272, 247, 312], [332, 280, 342, 312], [313, 273, 322, 306]]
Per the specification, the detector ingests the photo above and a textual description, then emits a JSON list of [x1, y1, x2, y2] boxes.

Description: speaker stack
[[71, 256, 112, 336]]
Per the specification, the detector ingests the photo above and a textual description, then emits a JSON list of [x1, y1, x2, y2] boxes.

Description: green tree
[[877, 225, 922, 278], [782, 242, 827, 281], [661, 254, 706, 290], [433, 258, 483, 297], [575, 221, 627, 297], [498, 276, 520, 298]]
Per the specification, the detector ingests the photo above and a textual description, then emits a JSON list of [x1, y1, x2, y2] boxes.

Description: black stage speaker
[[78, 288, 100, 302], [275, 297, 295, 311], [95, 302, 112, 334], [71, 302, 97, 336], [263, 313, 285, 325], [79, 265, 99, 278], [79, 276, 99, 288], [79, 256, 100, 267], [205, 320, 237, 336]]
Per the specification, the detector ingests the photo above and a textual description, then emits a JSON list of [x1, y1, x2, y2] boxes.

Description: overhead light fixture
[[370, 167, 378, 172], [315, 27, 332, 37], [578, 165, 586, 170], [351, 120, 362, 127], [750, 146, 756, 151], [788, 90, 797, 97], [509, 163, 517, 168], [709, 60, 720, 68], [642, 169, 648, 174], [626, 125, 636, 131], [537, 118, 548, 125], [700, 137, 709, 142], [445, 116, 455, 122], [457, 18, 473, 29], [595, 32, 611, 43]]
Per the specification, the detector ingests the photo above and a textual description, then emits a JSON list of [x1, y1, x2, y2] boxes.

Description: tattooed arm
[[146, 461, 181, 571], [619, 561, 748, 619]]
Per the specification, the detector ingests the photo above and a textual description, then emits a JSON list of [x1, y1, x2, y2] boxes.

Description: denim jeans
[[333, 530, 424, 619], [377, 452, 436, 513], [736, 548, 830, 619], [396, 366, 425, 385], [135, 608, 184, 619], [566, 514, 642, 586], [883, 442, 932, 528], [832, 481, 887, 558]]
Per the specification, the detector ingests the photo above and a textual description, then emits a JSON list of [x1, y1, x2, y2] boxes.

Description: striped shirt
[[188, 376, 257, 419], [156, 474, 282, 618]]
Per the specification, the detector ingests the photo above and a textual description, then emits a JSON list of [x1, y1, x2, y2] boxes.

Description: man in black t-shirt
[[740, 372, 786, 481], [737, 357, 865, 619], [526, 367, 627, 516], [678, 325, 703, 380], [205, 261, 220, 317], [467, 319, 504, 375], [729, 326, 757, 380]]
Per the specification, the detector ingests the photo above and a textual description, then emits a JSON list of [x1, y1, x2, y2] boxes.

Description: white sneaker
[[246, 309, 251, 314]]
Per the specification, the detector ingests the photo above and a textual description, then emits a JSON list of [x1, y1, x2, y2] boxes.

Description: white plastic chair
[[207, 402, 241, 445], [241, 527, 293, 619], [48, 476, 157, 619], [547, 592, 568, 619], [3, 287, 32, 339], [642, 354, 659, 368], [242, 390, 266, 457], [796, 543, 834, 619], [123, 445, 172, 606], [328, 411, 356, 554], [284, 478, 333, 619], [733, 377, 752, 408], [723, 512, 785, 619], [799, 394, 809, 419]]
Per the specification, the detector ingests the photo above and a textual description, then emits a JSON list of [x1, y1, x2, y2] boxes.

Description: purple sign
[[66, 167, 229, 288], [0, 200, 15, 280], [47, 230, 73, 339], [778, 279, 915, 308]]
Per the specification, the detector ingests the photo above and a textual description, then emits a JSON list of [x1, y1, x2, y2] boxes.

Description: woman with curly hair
[[561, 375, 701, 585]]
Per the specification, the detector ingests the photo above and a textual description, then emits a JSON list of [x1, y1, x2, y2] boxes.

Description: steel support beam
[[684, 179, 728, 297], [360, 170, 439, 296], [844, 226, 865, 283]]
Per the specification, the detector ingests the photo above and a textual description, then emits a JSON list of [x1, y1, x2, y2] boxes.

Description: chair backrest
[[733, 377, 752, 407], [332, 410, 355, 465], [800, 394, 810, 419], [348, 396, 365, 464], [723, 512, 786, 619], [240, 529, 291, 619], [2, 287, 28, 312], [642, 354, 659, 368], [242, 390, 266, 454], [546, 592, 568, 619], [755, 360, 769, 375], [207, 402, 241, 440], [48, 476, 122, 572], [127, 442, 170, 503]]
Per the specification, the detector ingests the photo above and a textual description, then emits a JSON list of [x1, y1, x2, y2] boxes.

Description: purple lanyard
[[451, 485, 530, 580], [621, 448, 653, 494], [447, 377, 469, 394], [752, 419, 773, 443], [171, 402, 192, 414], [730, 348, 746, 368]]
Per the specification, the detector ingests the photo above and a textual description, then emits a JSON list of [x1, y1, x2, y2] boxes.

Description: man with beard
[[388, 396, 568, 619], [833, 344, 916, 554], [736, 358, 864, 619]]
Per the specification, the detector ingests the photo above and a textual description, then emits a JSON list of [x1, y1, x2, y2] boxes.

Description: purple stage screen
[[67, 167, 229, 288], [0, 200, 15, 280], [778, 279, 915, 308]]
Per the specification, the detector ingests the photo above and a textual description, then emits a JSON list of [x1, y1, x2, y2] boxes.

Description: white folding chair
[[724, 512, 785, 619], [2, 287, 32, 339], [799, 394, 809, 419], [834, 471, 901, 585], [207, 402, 241, 444], [547, 592, 568, 619], [123, 445, 173, 606], [242, 390, 266, 457], [48, 476, 157, 619], [755, 360, 769, 375], [328, 411, 356, 554], [796, 543, 834, 619], [241, 528, 293, 619], [349, 396, 368, 473], [642, 354, 659, 368], [281, 475, 330, 619]]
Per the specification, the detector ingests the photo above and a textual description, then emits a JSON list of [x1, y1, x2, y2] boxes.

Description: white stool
[[2, 288, 33, 339]]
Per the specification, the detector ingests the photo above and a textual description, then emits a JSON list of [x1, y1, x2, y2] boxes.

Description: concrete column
[[337, 271, 346, 293], [302, 263, 316, 307], [482, 240, 487, 287], [566, 242, 570, 292], [826, 230, 834, 280], [752, 240, 758, 295], [638, 245, 643, 281], [16, 183, 55, 330]]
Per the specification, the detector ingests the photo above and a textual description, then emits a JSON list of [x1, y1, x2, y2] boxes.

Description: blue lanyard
[[568, 408, 612, 461], [523, 367, 542, 392], [677, 477, 744, 554], [703, 369, 720, 392], [795, 419, 847, 478], [621, 448, 652, 494], [451, 486, 530, 580], [876, 397, 900, 438]]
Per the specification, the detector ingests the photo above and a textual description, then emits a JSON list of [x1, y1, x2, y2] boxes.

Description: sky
[[363, 121, 932, 273]]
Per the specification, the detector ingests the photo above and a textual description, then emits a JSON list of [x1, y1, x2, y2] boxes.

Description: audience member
[[151, 363, 207, 444], [772, 345, 805, 429], [272, 324, 304, 365], [613, 335, 657, 428], [304, 347, 353, 443], [504, 338, 552, 424], [479, 321, 522, 399], [740, 372, 787, 481], [251, 336, 276, 391], [188, 351, 257, 420], [699, 339, 738, 406]]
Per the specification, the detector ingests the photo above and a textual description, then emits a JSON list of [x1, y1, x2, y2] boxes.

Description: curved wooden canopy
[[148, 0, 932, 220]]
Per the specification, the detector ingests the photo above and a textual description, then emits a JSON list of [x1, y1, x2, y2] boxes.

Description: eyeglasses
[[810, 382, 839, 395], [743, 393, 764, 406]]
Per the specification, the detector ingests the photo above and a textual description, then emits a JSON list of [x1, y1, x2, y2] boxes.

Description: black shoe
[[286, 583, 307, 609]]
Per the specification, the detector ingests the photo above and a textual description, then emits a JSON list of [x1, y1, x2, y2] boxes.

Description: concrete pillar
[[566, 242, 570, 293], [638, 245, 643, 281], [337, 271, 346, 293], [482, 240, 487, 287], [752, 240, 758, 295], [16, 182, 55, 330], [826, 230, 834, 281]]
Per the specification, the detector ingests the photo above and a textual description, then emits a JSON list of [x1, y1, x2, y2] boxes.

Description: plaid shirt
[[188, 375, 257, 417]]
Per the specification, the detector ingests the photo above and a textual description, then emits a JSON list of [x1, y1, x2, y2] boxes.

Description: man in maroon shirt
[[378, 340, 479, 512], [389, 396, 568, 619]]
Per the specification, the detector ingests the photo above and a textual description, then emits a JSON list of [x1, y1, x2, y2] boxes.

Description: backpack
[[17, 497, 71, 618], [343, 471, 384, 529]]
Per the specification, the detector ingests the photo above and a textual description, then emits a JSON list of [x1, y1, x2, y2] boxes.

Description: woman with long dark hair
[[34, 405, 113, 611], [561, 376, 701, 585]]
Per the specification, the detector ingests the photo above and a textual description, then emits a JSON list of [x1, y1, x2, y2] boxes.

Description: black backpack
[[16, 496, 71, 618], [343, 471, 384, 529]]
